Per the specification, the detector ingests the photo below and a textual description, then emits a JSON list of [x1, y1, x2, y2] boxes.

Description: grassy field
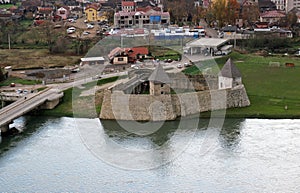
[[185, 52, 300, 118], [0, 49, 82, 69]]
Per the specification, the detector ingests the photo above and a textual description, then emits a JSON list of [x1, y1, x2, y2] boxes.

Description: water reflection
[[101, 116, 203, 147], [1, 117, 300, 192], [0, 116, 58, 157], [218, 119, 244, 150]]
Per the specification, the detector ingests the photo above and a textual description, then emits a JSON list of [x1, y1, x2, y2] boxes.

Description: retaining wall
[[100, 85, 250, 121]]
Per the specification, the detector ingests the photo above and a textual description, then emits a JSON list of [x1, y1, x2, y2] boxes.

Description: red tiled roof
[[136, 6, 161, 12], [260, 10, 285, 18], [86, 3, 101, 10], [39, 7, 53, 13], [122, 1, 135, 7], [126, 47, 148, 56]]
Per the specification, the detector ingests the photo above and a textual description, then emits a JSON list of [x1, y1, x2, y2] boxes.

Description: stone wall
[[100, 85, 250, 121], [100, 90, 176, 121]]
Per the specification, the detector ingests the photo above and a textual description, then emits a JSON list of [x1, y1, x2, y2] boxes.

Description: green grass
[[40, 76, 123, 117], [185, 51, 300, 118], [0, 4, 15, 9], [0, 77, 41, 86]]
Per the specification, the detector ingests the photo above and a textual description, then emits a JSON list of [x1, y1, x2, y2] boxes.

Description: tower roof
[[148, 64, 171, 83], [219, 58, 241, 78]]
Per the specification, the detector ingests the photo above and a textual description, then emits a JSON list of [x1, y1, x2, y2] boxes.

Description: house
[[37, 7, 53, 20], [56, 6, 69, 20], [260, 10, 286, 23], [218, 58, 242, 89], [125, 47, 149, 63], [70, 7, 83, 18], [121, 1, 135, 12], [85, 3, 104, 22], [108, 46, 149, 64], [108, 47, 128, 65]]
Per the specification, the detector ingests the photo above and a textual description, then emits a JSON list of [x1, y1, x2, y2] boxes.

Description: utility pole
[[8, 34, 11, 50]]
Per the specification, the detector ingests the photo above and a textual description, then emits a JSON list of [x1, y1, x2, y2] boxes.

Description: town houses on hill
[[114, 0, 170, 28]]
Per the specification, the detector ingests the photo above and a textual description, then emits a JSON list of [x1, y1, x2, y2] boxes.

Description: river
[[0, 116, 299, 192]]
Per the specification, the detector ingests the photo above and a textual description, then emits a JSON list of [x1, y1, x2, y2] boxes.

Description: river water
[[0, 116, 299, 192]]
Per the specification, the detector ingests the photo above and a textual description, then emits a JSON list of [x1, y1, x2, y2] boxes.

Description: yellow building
[[85, 4, 107, 22]]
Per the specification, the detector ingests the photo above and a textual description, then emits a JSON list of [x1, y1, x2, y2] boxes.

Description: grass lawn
[[185, 52, 300, 118], [0, 77, 41, 86], [0, 4, 15, 9]]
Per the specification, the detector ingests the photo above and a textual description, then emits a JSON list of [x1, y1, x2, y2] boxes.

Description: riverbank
[[7, 51, 300, 119]]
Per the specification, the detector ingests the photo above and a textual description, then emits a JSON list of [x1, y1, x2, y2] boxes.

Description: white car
[[177, 64, 183, 68], [87, 24, 94, 29], [82, 31, 90, 35], [67, 27, 76, 34]]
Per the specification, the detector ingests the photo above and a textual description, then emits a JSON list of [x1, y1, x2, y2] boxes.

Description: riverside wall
[[100, 85, 250, 121]]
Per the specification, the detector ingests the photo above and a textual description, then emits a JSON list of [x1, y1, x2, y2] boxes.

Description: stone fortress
[[100, 58, 250, 121]]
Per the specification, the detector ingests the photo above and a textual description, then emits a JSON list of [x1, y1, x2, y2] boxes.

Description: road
[[0, 88, 62, 128]]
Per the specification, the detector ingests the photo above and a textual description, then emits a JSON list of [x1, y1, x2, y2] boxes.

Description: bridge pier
[[1, 100, 5, 109], [0, 124, 9, 134]]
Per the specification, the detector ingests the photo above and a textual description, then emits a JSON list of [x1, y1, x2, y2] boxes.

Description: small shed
[[218, 58, 242, 89], [81, 57, 105, 65]]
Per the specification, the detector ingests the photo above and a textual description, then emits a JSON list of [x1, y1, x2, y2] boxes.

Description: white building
[[286, 0, 300, 12], [218, 58, 242, 89]]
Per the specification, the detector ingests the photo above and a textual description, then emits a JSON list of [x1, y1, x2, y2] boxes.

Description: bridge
[[0, 88, 63, 133], [0, 71, 128, 135]]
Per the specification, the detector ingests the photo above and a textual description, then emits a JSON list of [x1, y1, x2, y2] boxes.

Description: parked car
[[82, 31, 90, 35], [184, 62, 192, 67], [92, 75, 102, 80], [23, 90, 29, 94], [177, 64, 183, 68], [68, 18, 76, 23], [16, 89, 22, 94], [67, 27, 76, 34], [87, 24, 94, 29]]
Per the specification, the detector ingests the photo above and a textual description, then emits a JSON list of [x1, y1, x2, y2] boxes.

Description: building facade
[[286, 0, 300, 12], [114, 2, 170, 28]]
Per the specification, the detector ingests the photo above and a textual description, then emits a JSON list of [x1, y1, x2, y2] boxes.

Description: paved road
[[0, 88, 62, 128]]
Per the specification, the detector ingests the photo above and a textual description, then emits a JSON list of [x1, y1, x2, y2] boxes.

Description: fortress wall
[[100, 90, 176, 121], [100, 85, 250, 121]]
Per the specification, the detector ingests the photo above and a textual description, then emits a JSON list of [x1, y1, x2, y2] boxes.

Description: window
[[118, 57, 124, 61], [161, 84, 164, 87], [161, 91, 164, 94]]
